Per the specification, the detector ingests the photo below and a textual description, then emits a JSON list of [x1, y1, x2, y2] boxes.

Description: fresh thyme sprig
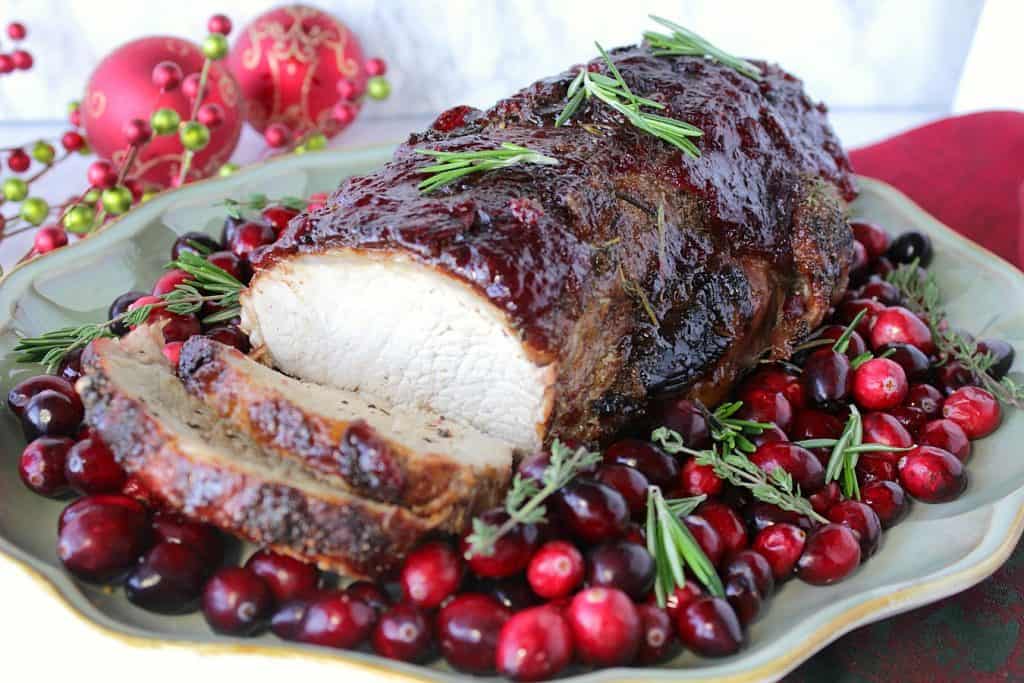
[[653, 425, 828, 524], [415, 143, 559, 194], [556, 42, 703, 158], [646, 487, 724, 605], [643, 15, 763, 81], [220, 193, 307, 220], [464, 439, 601, 559], [706, 401, 773, 454], [888, 260, 1024, 408]]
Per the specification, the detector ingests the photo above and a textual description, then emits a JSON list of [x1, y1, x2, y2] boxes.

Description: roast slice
[[77, 327, 452, 578], [177, 334, 513, 521]]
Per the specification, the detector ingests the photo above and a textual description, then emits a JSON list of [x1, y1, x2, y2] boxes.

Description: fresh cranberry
[[724, 570, 763, 626], [870, 306, 934, 354], [603, 439, 678, 487], [206, 250, 250, 283], [877, 343, 931, 381], [735, 387, 794, 432], [838, 298, 885, 338], [64, 436, 126, 494], [229, 221, 276, 258], [802, 349, 852, 409], [151, 268, 191, 296], [622, 521, 646, 545], [400, 541, 463, 608], [496, 606, 573, 681], [751, 423, 789, 447], [270, 600, 309, 640], [128, 296, 201, 343], [753, 523, 807, 581], [726, 549, 775, 596], [58, 496, 150, 582], [750, 442, 825, 493], [942, 386, 1001, 438], [745, 502, 814, 534], [483, 576, 541, 612], [792, 409, 844, 464], [372, 604, 432, 662], [976, 338, 1015, 379], [162, 341, 183, 366], [595, 464, 649, 518], [527, 540, 583, 599], [20, 389, 83, 439], [853, 358, 908, 410], [105, 290, 146, 335], [152, 512, 224, 567], [58, 494, 145, 531], [827, 500, 882, 557], [812, 325, 867, 360], [438, 593, 511, 673], [797, 524, 862, 585], [125, 541, 206, 613], [57, 347, 84, 383], [679, 458, 724, 497], [586, 540, 655, 599], [461, 509, 538, 578], [120, 475, 161, 508], [849, 240, 870, 284], [635, 603, 679, 664], [809, 481, 843, 514], [262, 205, 300, 235], [8, 374, 80, 417], [741, 365, 805, 409], [204, 325, 251, 353], [245, 549, 319, 603], [856, 454, 896, 485], [650, 398, 710, 448], [698, 501, 749, 561], [933, 360, 979, 395], [919, 419, 971, 462], [659, 580, 704, 623], [171, 231, 220, 260], [202, 566, 274, 635], [873, 256, 896, 278], [889, 405, 927, 436], [346, 581, 390, 615], [567, 587, 641, 667], [861, 412, 913, 462], [851, 222, 890, 261], [19, 436, 74, 497], [552, 479, 629, 544], [887, 231, 933, 266], [296, 592, 376, 649], [861, 480, 909, 528], [517, 445, 598, 484], [859, 279, 902, 305], [683, 515, 725, 567], [675, 597, 743, 657], [898, 446, 967, 503]]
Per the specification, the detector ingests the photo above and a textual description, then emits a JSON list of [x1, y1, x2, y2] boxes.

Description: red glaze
[[906, 383, 944, 418], [372, 605, 432, 663], [675, 597, 744, 657], [735, 387, 793, 432], [496, 606, 573, 681], [64, 436, 126, 495], [684, 515, 725, 567], [827, 500, 883, 557], [585, 540, 655, 599], [202, 567, 274, 635], [603, 439, 679, 487], [527, 541, 584, 599], [942, 386, 1001, 438], [679, 457, 725, 497], [861, 412, 913, 463], [698, 500, 749, 561], [8, 374, 80, 417], [797, 524, 862, 585], [750, 442, 825, 493], [870, 306, 934, 354], [245, 549, 320, 603], [400, 541, 463, 608], [753, 523, 807, 581], [151, 511, 224, 567], [125, 541, 206, 614], [850, 221, 890, 261], [898, 446, 967, 503], [567, 587, 641, 667], [596, 464, 650, 518], [919, 418, 972, 462], [852, 358, 908, 410], [460, 509, 538, 578], [861, 480, 910, 529], [151, 268, 191, 296], [635, 603, 680, 665], [802, 349, 852, 409], [19, 436, 74, 497], [551, 479, 629, 544], [296, 592, 376, 649], [57, 495, 151, 582], [438, 593, 511, 674]]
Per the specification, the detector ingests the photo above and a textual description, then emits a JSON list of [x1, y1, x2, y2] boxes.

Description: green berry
[[151, 108, 182, 136], [63, 204, 95, 234], [31, 141, 56, 164], [20, 197, 50, 226], [67, 100, 80, 114], [101, 186, 133, 215], [305, 132, 328, 151], [293, 143, 308, 155], [218, 163, 239, 177], [202, 33, 229, 61], [141, 190, 159, 203], [179, 121, 211, 151], [2, 177, 28, 201], [82, 188, 101, 205], [366, 76, 391, 101]]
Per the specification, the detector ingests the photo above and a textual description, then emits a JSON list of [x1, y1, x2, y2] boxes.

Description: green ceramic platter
[[0, 146, 1021, 682]]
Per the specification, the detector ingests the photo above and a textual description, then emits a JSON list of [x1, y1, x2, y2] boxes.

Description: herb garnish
[[643, 15, 763, 81], [646, 487, 724, 604], [220, 193, 307, 220], [556, 43, 703, 158], [415, 143, 559, 194]]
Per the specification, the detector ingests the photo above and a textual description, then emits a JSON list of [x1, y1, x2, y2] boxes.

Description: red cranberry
[[126, 541, 206, 613], [622, 521, 646, 545], [552, 479, 629, 544], [595, 464, 649, 518], [745, 502, 814, 534], [400, 541, 463, 608], [171, 231, 220, 260], [496, 606, 573, 680], [204, 325, 251, 353], [527, 540, 583, 599], [120, 475, 161, 508], [483, 575, 541, 612], [838, 298, 885, 338], [517, 446, 598, 484], [296, 592, 376, 649], [802, 349, 852, 409], [207, 250, 250, 283], [887, 231, 933, 267], [792, 408, 844, 464], [859, 279, 902, 306], [907, 384, 943, 419], [151, 268, 191, 296], [58, 496, 150, 582], [811, 325, 867, 360], [873, 256, 895, 278], [753, 523, 807, 581], [849, 240, 870, 284], [743, 365, 807, 409], [933, 360, 979, 395], [797, 524, 862, 585], [372, 604, 432, 662], [726, 549, 775, 596], [861, 412, 913, 463], [851, 221, 890, 261], [586, 540, 655, 599], [810, 481, 843, 514], [870, 306, 934, 354], [270, 600, 309, 640], [108, 290, 146, 336], [603, 439, 679, 487], [878, 343, 931, 381], [679, 458, 724, 497], [827, 500, 882, 557], [58, 494, 145, 531], [724, 570, 763, 626], [889, 405, 927, 436], [751, 423, 788, 447], [262, 206, 300, 235], [750, 442, 825, 493], [64, 436, 126, 494], [675, 597, 743, 657], [202, 566, 274, 635], [20, 389, 83, 439], [650, 398, 710, 448], [245, 549, 319, 603], [976, 338, 1015, 379], [861, 480, 909, 528], [128, 296, 201, 343], [229, 221, 276, 258], [567, 587, 641, 667], [942, 386, 1001, 438], [20, 436, 74, 497], [698, 500, 748, 561], [152, 512, 224, 567], [438, 593, 511, 673], [8, 374, 80, 417], [346, 581, 390, 615], [735, 387, 794, 432], [461, 509, 538, 578], [919, 419, 971, 462], [635, 603, 679, 664], [659, 580, 704, 623], [856, 454, 896, 485], [683, 515, 725, 567], [898, 446, 967, 502], [57, 347, 84, 384], [853, 358, 908, 410]]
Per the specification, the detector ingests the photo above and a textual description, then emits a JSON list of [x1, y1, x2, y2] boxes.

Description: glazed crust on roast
[[77, 330, 446, 579], [252, 46, 856, 445], [177, 335, 509, 526]]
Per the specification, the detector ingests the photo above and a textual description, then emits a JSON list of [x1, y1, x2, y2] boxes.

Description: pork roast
[[242, 45, 856, 452]]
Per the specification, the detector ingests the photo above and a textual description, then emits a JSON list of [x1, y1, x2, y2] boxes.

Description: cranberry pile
[[8, 217, 1017, 681]]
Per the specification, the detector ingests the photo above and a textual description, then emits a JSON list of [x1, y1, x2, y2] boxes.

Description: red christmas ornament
[[226, 5, 367, 139], [82, 36, 243, 188], [7, 148, 30, 172], [61, 131, 86, 152]]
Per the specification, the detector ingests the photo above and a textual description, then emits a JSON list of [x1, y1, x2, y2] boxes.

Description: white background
[[0, 1, 1020, 681]]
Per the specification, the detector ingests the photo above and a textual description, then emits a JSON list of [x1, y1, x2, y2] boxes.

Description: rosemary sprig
[[464, 439, 601, 559], [643, 15, 762, 81], [888, 260, 1024, 408], [647, 487, 723, 605], [556, 42, 703, 158], [706, 401, 773, 454], [653, 425, 828, 524], [415, 143, 559, 194], [220, 193, 307, 219], [13, 305, 156, 372]]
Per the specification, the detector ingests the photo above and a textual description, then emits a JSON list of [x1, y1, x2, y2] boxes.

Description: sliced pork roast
[[177, 334, 511, 522], [76, 327, 494, 578], [242, 46, 856, 452]]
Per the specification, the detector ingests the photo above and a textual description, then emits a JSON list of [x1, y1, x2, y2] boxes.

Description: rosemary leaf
[[415, 143, 559, 194], [644, 15, 762, 81], [646, 486, 723, 603]]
